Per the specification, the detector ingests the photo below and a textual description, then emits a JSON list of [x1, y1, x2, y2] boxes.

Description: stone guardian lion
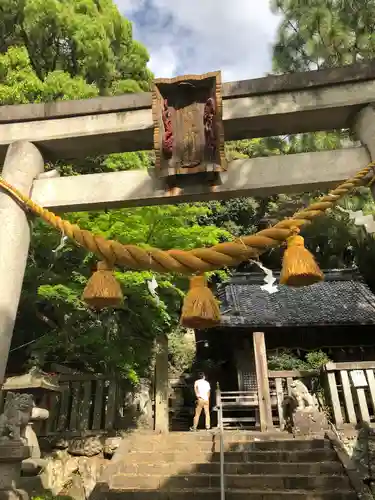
[[0, 392, 34, 442]]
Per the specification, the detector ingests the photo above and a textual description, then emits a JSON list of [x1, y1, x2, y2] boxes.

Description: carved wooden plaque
[[152, 71, 226, 178]]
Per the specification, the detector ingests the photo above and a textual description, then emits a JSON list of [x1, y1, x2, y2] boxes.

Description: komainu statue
[[283, 379, 328, 436], [0, 392, 34, 442], [289, 379, 317, 411]]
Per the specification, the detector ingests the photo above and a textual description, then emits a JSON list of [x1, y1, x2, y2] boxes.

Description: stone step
[[167, 431, 323, 440], [119, 432, 332, 455], [125, 431, 324, 446], [222, 448, 337, 462], [110, 473, 351, 491], [107, 488, 358, 500], [131, 438, 331, 453], [127, 448, 337, 463], [122, 460, 344, 476], [221, 440, 331, 452], [223, 474, 350, 491], [208, 461, 344, 476]]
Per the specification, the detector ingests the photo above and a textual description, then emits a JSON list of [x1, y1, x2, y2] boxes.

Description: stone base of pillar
[[0, 442, 30, 498], [292, 408, 329, 437]]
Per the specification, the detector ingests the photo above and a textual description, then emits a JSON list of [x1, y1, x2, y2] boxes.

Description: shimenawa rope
[[0, 163, 373, 275]]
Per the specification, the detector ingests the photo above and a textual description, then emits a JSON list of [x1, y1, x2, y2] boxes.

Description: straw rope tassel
[[180, 274, 220, 329], [82, 260, 123, 309], [280, 229, 324, 287]]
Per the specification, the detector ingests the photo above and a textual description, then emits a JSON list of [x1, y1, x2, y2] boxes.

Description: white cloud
[[115, 0, 281, 82], [115, 0, 145, 13], [148, 46, 178, 79]]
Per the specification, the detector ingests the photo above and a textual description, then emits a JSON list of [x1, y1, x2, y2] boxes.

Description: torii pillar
[[354, 105, 375, 198], [0, 141, 44, 385]]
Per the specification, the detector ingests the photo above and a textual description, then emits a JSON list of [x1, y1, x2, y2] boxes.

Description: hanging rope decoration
[[279, 227, 324, 286], [336, 205, 375, 234], [0, 162, 374, 326], [81, 260, 123, 310], [249, 259, 278, 294], [180, 275, 220, 329]]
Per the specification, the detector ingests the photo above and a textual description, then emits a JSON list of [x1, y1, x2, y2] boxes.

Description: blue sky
[[114, 0, 281, 82]]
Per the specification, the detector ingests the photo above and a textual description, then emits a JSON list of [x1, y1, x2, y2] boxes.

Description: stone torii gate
[[1, 62, 375, 433]]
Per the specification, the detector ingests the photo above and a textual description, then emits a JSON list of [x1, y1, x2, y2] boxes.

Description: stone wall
[[20, 434, 124, 499], [337, 426, 373, 478]]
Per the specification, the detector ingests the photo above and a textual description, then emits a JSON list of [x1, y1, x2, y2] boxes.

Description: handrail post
[[217, 382, 225, 500]]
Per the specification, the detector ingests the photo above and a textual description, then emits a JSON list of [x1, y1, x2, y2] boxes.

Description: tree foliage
[[202, 0, 375, 278], [0, 0, 152, 95], [268, 349, 331, 371], [168, 328, 196, 376], [3, 0, 231, 380], [271, 0, 375, 73], [266, 0, 375, 279], [0, 46, 99, 104]]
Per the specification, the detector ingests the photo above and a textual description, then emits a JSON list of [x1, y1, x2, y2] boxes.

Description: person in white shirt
[[190, 372, 211, 431]]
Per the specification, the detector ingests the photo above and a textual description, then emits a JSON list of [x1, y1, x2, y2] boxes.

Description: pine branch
[[285, 18, 320, 70]]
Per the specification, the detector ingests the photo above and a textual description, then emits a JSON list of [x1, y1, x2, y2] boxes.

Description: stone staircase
[[93, 431, 360, 499]]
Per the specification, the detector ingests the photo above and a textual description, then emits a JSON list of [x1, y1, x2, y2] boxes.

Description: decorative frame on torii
[[1, 62, 375, 433]]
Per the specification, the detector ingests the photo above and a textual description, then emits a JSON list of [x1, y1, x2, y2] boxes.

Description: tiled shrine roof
[[217, 269, 375, 328]]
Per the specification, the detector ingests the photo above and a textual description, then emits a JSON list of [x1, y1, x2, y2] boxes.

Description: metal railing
[[216, 383, 225, 500]]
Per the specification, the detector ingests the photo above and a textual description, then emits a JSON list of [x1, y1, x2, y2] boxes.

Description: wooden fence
[[269, 362, 375, 429], [3, 361, 375, 434], [38, 374, 128, 435], [325, 361, 375, 428], [49, 363, 375, 432], [217, 370, 319, 431], [217, 389, 259, 428]]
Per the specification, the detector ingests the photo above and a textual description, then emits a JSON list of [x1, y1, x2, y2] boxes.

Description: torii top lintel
[[0, 61, 374, 163]]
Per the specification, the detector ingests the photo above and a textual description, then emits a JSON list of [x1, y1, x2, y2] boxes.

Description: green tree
[[268, 349, 331, 371], [0, 46, 99, 104], [1, 1, 231, 381], [267, 0, 375, 280], [201, 1, 375, 277], [16, 205, 229, 380], [269, 0, 372, 150], [0, 0, 152, 95], [271, 0, 375, 73]]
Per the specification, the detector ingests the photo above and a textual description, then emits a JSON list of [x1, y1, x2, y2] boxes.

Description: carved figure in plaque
[[162, 99, 173, 156], [152, 71, 226, 180], [0, 392, 33, 442], [203, 97, 216, 160], [181, 104, 200, 168]]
